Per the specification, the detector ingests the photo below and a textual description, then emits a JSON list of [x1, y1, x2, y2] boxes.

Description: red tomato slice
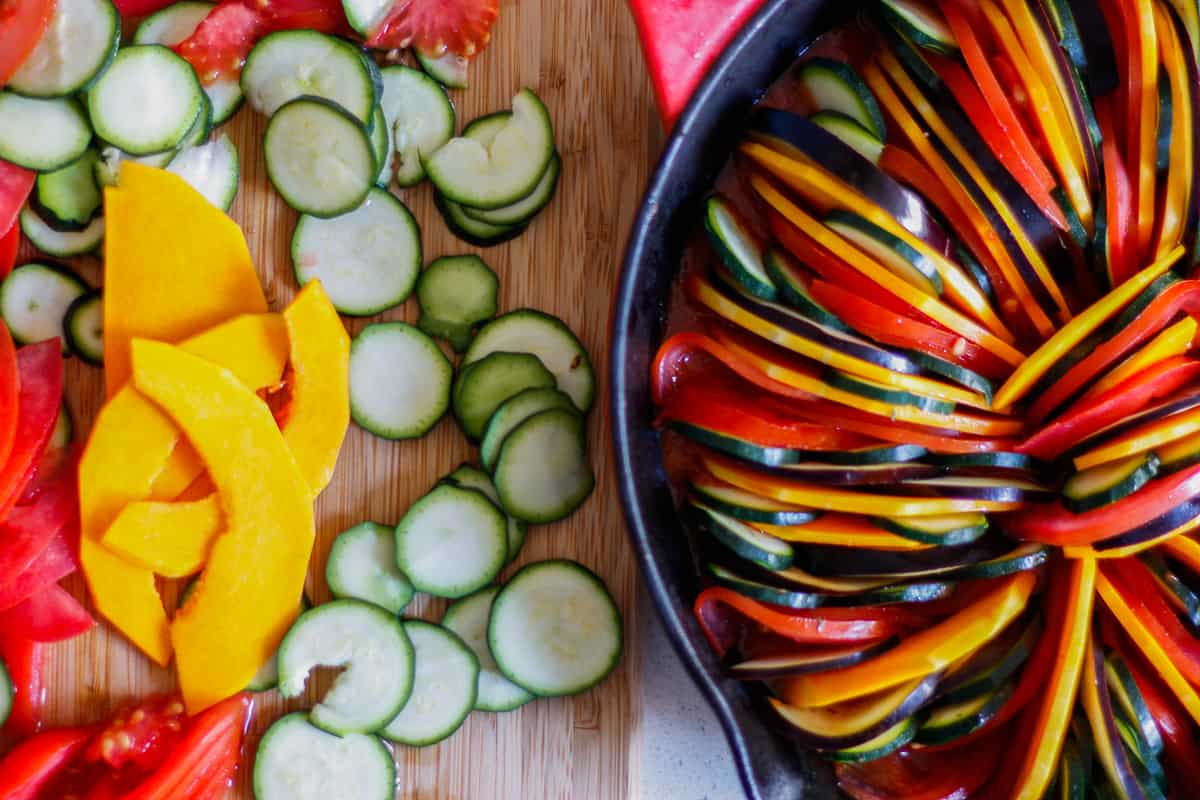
[[367, 0, 499, 57], [0, 0, 55, 88], [0, 223, 17, 279], [0, 583, 93, 643], [0, 635, 42, 736], [0, 160, 35, 235], [0, 340, 62, 520], [0, 528, 77, 612], [0, 726, 92, 800], [111, 0, 177, 16], [0, 450, 77, 596]]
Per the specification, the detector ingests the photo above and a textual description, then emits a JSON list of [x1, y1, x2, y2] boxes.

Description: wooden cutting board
[[20, 2, 660, 796]]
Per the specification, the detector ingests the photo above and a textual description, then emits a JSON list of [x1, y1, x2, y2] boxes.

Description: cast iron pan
[[612, 1, 853, 798]]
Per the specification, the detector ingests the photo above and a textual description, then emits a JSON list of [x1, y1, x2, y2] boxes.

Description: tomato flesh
[[0, 0, 55, 87]]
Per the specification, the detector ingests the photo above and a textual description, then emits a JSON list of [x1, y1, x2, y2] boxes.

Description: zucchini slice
[[379, 65, 455, 187], [480, 386, 575, 472], [242, 30, 378, 123], [441, 587, 533, 712], [415, 254, 498, 352], [826, 209, 943, 296], [810, 110, 884, 164], [441, 464, 528, 564], [415, 47, 469, 89], [878, 0, 957, 55], [0, 261, 88, 351], [87, 45, 204, 157], [825, 716, 917, 763], [492, 407, 594, 524], [32, 149, 102, 231], [916, 680, 1013, 745], [254, 714, 395, 800], [379, 620, 479, 746], [452, 351, 556, 441], [395, 484, 508, 599], [874, 512, 989, 546], [325, 522, 414, 616], [704, 195, 776, 300], [937, 615, 1040, 705], [1063, 453, 1160, 513], [706, 564, 953, 609], [692, 501, 795, 570], [730, 638, 898, 680], [822, 368, 955, 415], [796, 57, 887, 139], [762, 246, 853, 331], [349, 322, 451, 440], [64, 288, 103, 365], [689, 481, 821, 526], [1105, 651, 1164, 757]]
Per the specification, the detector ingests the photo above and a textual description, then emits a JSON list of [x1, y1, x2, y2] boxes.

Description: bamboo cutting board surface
[[21, 2, 661, 796]]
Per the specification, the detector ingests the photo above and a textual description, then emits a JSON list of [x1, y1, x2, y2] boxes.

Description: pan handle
[[626, 0, 770, 129]]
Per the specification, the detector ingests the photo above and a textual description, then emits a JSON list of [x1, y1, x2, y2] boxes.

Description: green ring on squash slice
[[825, 209, 944, 296]]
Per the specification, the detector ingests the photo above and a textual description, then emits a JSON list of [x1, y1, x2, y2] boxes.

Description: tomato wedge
[[0, 341, 62, 520], [0, 635, 42, 736], [366, 0, 498, 56], [0, 583, 94, 643], [0, 223, 18, 280], [0, 159, 35, 236], [0, 726, 92, 800], [0, 0, 55, 88]]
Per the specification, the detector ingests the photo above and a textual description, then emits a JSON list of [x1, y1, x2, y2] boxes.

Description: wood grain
[[20, 2, 660, 796]]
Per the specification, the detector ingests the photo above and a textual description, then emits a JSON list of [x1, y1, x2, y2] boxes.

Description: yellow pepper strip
[[755, 515, 929, 551], [101, 496, 222, 578], [80, 313, 289, 665], [1074, 405, 1200, 470], [768, 676, 929, 738], [1163, 533, 1200, 574], [702, 328, 1023, 438], [778, 571, 1035, 707], [1082, 316, 1196, 400], [994, 247, 1182, 409], [1010, 558, 1096, 800], [1132, 0, 1161, 258], [280, 281, 350, 497], [103, 165, 267, 397], [1155, 4, 1194, 259], [739, 142, 1015, 344], [704, 453, 1026, 516], [877, 51, 1074, 327], [132, 339, 314, 714], [748, 175, 1025, 369], [1096, 568, 1200, 724], [984, 0, 1091, 231], [1063, 515, 1200, 560]]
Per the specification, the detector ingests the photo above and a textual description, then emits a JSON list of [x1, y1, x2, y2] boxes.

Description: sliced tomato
[[0, 341, 62, 520], [0, 529, 77, 612], [111, 0, 177, 16], [0, 726, 92, 800], [0, 159, 35, 236], [175, 1, 264, 83], [0, 447, 76, 582], [0, 583, 94, 643], [367, 0, 499, 57], [0, 0, 55, 88], [0, 635, 42, 736], [0, 223, 18, 279], [83, 695, 186, 773]]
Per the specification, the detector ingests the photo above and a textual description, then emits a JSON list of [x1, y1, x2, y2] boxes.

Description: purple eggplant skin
[[762, 461, 941, 486], [768, 670, 942, 750], [861, 476, 1054, 503], [728, 637, 900, 681], [1066, 390, 1200, 458], [1084, 634, 1149, 800], [1092, 501, 1200, 552], [1066, 0, 1118, 96], [794, 534, 1011, 577], [745, 108, 954, 258], [708, 272, 926, 375]]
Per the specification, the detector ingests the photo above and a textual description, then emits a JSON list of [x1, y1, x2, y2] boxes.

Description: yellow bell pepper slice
[[279, 281, 350, 497], [1131, 0, 1161, 258], [131, 339, 314, 714], [703, 453, 1026, 516], [984, 0, 1091, 231], [103, 164, 267, 397], [1096, 568, 1200, 724], [1063, 515, 1200, 560], [1155, 5, 1193, 258], [875, 51, 1073, 327], [738, 142, 1015, 345], [749, 175, 1025, 369], [1162, 533, 1200, 573], [756, 515, 929, 551], [1009, 558, 1095, 800], [994, 248, 1182, 410], [1074, 405, 1200, 470], [81, 313, 289, 664], [102, 496, 222, 578], [778, 571, 1035, 707], [1083, 316, 1196, 400]]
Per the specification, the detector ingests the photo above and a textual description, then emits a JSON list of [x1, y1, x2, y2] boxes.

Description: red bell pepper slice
[[0, 0, 55, 89], [1096, 95, 1136, 287], [122, 693, 251, 800], [1116, 637, 1200, 789], [0, 223, 17, 280], [1102, 558, 1200, 686], [0, 447, 76, 585], [0, 340, 62, 520], [693, 587, 907, 658], [0, 635, 42, 736], [0, 160, 35, 237], [1003, 462, 1200, 546], [0, 324, 17, 471], [627, 0, 768, 128], [1028, 279, 1200, 423], [836, 725, 1008, 800], [808, 279, 1008, 378], [1019, 356, 1200, 459], [0, 726, 91, 800], [0, 583, 94, 643]]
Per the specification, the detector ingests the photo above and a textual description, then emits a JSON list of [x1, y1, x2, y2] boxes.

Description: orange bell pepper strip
[[1153, 4, 1194, 259], [777, 571, 1036, 707], [1028, 273, 1196, 423], [865, 60, 1058, 338], [1104, 558, 1200, 685], [1095, 565, 1200, 725], [1096, 96, 1137, 287], [993, 248, 1179, 409], [1005, 558, 1095, 800]]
